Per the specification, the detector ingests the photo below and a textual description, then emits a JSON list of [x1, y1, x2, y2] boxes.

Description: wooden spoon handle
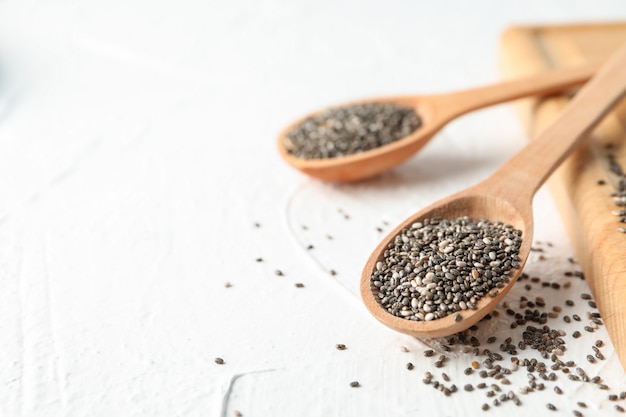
[[485, 42, 626, 208], [434, 61, 599, 119]]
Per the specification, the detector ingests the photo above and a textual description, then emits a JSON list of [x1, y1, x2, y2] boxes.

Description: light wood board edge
[[500, 25, 626, 372]]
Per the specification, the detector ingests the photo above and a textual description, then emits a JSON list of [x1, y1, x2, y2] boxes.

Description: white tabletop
[[0, 1, 625, 416]]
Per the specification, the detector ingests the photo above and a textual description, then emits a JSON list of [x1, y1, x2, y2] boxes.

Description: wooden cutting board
[[500, 22, 626, 371]]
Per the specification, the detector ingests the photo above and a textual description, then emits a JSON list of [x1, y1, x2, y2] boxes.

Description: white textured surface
[[0, 1, 625, 416]]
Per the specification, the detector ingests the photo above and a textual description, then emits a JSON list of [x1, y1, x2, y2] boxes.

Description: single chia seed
[[214, 357, 225, 365], [294, 283, 305, 288], [284, 103, 422, 159], [371, 217, 522, 321], [336, 344, 347, 350], [350, 381, 360, 388]]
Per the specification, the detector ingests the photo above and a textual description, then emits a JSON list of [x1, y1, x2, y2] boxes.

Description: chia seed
[[350, 381, 360, 388], [284, 103, 422, 159], [371, 217, 522, 321]]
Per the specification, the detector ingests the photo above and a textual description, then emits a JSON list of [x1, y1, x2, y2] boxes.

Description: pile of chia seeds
[[371, 217, 522, 321], [283, 103, 421, 159], [412, 258, 620, 415]]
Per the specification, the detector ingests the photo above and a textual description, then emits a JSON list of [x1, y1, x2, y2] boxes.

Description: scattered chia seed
[[214, 357, 225, 365], [255, 257, 263, 262], [330, 269, 337, 276], [275, 270, 284, 276], [482, 404, 489, 411], [406, 362, 414, 370], [546, 403, 557, 411], [616, 405, 625, 413], [371, 217, 522, 321], [224, 282, 232, 288], [350, 381, 360, 388], [284, 103, 422, 159], [336, 344, 347, 350], [295, 283, 305, 288]]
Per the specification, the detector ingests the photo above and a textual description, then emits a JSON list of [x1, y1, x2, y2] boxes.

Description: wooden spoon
[[278, 62, 599, 182], [360, 43, 626, 338]]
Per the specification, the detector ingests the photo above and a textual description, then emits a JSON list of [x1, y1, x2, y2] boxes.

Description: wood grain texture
[[500, 22, 626, 372]]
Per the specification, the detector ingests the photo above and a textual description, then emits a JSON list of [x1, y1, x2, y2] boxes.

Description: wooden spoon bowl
[[277, 95, 440, 182], [360, 189, 533, 338], [277, 62, 599, 182]]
